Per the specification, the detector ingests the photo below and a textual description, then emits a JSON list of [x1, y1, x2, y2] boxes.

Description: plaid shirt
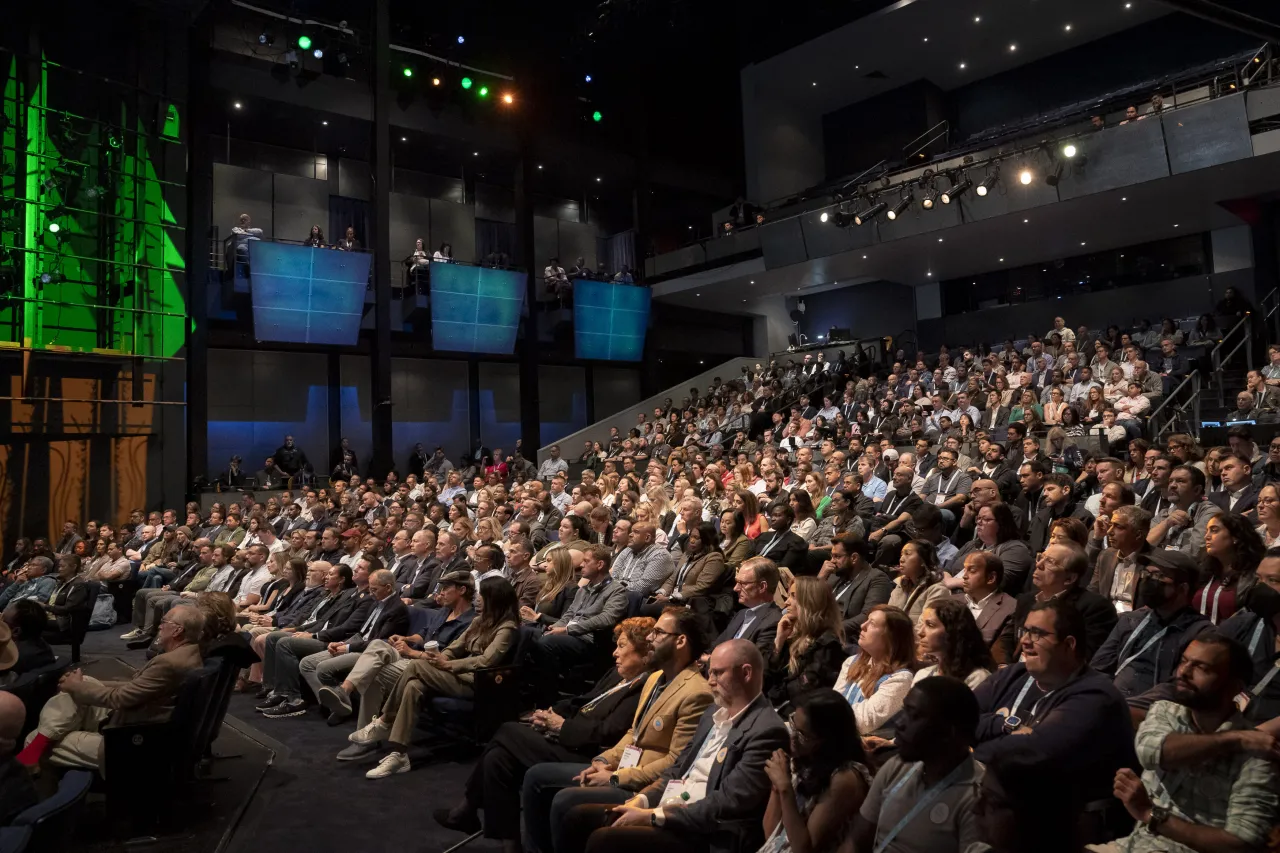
[[1120, 700, 1280, 852]]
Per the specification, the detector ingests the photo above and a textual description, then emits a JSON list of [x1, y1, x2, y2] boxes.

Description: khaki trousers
[[26, 676, 110, 773]]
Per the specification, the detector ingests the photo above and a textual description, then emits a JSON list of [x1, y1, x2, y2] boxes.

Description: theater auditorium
[[5, 1, 1280, 852]]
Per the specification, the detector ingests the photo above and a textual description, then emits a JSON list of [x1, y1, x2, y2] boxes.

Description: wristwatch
[[609, 773, 621, 788], [1147, 805, 1171, 836]]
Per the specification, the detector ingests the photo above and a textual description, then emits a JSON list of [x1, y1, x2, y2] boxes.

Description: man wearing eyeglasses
[[1014, 543, 1117, 658], [971, 597, 1137, 829], [18, 605, 205, 771], [1092, 549, 1211, 714], [1253, 438, 1280, 490]]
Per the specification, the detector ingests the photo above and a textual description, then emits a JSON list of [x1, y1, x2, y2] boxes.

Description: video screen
[[250, 242, 369, 345], [574, 280, 651, 361], [430, 263, 526, 354]]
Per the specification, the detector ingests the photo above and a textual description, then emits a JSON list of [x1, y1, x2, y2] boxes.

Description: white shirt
[[235, 565, 273, 603], [678, 701, 753, 802], [965, 590, 996, 619]]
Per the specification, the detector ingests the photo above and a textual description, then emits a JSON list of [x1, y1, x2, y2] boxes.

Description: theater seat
[[11, 770, 92, 853]]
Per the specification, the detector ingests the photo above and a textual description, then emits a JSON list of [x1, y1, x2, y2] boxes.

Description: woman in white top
[[1257, 484, 1280, 549], [886, 540, 949, 624], [832, 605, 915, 741], [433, 242, 453, 262], [1103, 365, 1127, 404], [789, 490, 818, 544]]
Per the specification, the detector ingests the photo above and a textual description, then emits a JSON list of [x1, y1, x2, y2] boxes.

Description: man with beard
[[851, 677, 983, 852], [1110, 633, 1280, 853], [1091, 549, 1212, 710]]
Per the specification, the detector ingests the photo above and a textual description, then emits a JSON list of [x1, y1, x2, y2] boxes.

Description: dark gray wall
[[540, 365, 588, 447], [593, 367, 643, 421], [478, 363, 522, 454], [789, 281, 917, 343]]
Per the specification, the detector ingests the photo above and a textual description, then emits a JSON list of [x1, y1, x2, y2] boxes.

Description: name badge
[[935, 494, 948, 506], [618, 745, 642, 769]]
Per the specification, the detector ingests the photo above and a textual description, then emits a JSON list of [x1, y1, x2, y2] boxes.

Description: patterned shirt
[[1116, 700, 1280, 852]]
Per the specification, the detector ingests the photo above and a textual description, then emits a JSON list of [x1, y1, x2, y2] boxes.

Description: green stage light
[[478, 86, 489, 97], [48, 222, 60, 233], [461, 77, 473, 89], [592, 110, 602, 122], [297, 35, 312, 50], [403, 67, 413, 77]]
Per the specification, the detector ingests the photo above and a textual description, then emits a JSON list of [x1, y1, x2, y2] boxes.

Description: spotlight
[[502, 93, 514, 105], [976, 173, 999, 197], [1045, 163, 1064, 187], [921, 190, 936, 210], [585, 74, 593, 83], [461, 77, 473, 89], [258, 31, 274, 46], [457, 35, 465, 44], [886, 195, 912, 220], [940, 176, 972, 204], [592, 110, 603, 122], [47, 222, 60, 233], [403, 67, 414, 77], [297, 35, 312, 50], [36, 271, 65, 285], [1019, 169, 1033, 185], [854, 201, 886, 226], [478, 86, 489, 97], [313, 47, 324, 59], [432, 77, 441, 86], [834, 209, 851, 228], [1062, 143, 1078, 159], [820, 211, 829, 223]]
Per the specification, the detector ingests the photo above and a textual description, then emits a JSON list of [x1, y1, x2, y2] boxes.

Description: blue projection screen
[[250, 243, 370, 345], [429, 263, 526, 354], [574, 281, 651, 361]]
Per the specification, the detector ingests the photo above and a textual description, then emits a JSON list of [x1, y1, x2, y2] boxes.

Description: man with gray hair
[[19, 605, 204, 771], [0, 556, 56, 610]]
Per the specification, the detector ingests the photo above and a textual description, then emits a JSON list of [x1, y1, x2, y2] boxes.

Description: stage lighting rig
[[854, 201, 886, 226], [1045, 163, 1064, 187], [976, 170, 999, 197], [886, 194, 912, 221], [258, 30, 274, 46], [36, 270, 66, 286], [940, 174, 971, 204]]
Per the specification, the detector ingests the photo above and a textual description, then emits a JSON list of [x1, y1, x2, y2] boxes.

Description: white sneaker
[[349, 716, 389, 745], [365, 751, 410, 779], [120, 629, 142, 640]]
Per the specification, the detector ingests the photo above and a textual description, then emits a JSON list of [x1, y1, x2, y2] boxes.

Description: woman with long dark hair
[[913, 598, 995, 688], [305, 224, 326, 247], [948, 503, 1034, 595], [720, 510, 753, 569], [733, 488, 767, 539], [789, 489, 818, 544], [759, 691, 872, 853], [642, 522, 725, 614], [355, 577, 521, 779], [887, 540, 947, 624], [1201, 512, 1266, 624]]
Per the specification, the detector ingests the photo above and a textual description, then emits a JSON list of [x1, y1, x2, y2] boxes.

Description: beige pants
[[348, 639, 411, 728], [26, 676, 109, 773]]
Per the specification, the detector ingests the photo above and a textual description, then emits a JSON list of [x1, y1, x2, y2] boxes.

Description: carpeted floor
[[76, 629, 504, 853]]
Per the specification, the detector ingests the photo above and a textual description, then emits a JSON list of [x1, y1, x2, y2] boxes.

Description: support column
[[185, 13, 212, 490], [515, 134, 540, 456], [368, 0, 394, 479], [327, 352, 342, 459]]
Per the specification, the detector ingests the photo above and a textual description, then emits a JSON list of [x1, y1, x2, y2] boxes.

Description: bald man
[[0, 691, 34, 823], [557, 639, 789, 853]]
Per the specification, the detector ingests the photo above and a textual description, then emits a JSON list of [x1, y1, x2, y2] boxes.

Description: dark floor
[[74, 629, 503, 853]]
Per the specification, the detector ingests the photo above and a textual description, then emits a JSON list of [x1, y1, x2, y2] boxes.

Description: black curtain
[[329, 196, 372, 249], [475, 218, 517, 266]]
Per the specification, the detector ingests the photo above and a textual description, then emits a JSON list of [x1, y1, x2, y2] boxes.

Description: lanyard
[[873, 760, 968, 853], [1244, 617, 1280, 696], [1197, 581, 1225, 623], [674, 558, 695, 589], [882, 492, 909, 519], [1114, 613, 1169, 674], [582, 675, 643, 713], [758, 534, 780, 557], [935, 471, 959, 497], [1009, 675, 1036, 720], [1249, 618, 1266, 656]]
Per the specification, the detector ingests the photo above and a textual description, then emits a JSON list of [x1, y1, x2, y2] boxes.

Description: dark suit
[[749, 530, 807, 574], [1015, 586, 1118, 659], [387, 552, 421, 586], [562, 693, 789, 853], [830, 567, 892, 636], [1088, 543, 1154, 608], [346, 596, 411, 654], [713, 602, 783, 661], [407, 553, 466, 603], [1209, 485, 1258, 516], [42, 578, 90, 642]]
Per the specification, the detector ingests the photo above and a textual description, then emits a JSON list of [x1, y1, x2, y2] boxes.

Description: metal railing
[[1212, 311, 1255, 406], [1150, 370, 1202, 441], [1262, 288, 1280, 345]]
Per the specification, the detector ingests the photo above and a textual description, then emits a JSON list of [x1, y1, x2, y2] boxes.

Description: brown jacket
[[597, 665, 712, 789], [442, 620, 517, 684], [65, 642, 204, 726], [658, 552, 726, 599]]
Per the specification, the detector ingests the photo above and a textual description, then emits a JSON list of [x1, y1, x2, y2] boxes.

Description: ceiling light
[[478, 86, 489, 97], [585, 74, 593, 83], [461, 77, 473, 89], [432, 77, 441, 86], [923, 37, 929, 43], [940, 176, 972, 204], [1019, 169, 1033, 185], [403, 67, 414, 78], [974, 15, 981, 23], [1125, 2, 1132, 8], [927, 272, 932, 276], [937, 238, 943, 243], [233, 102, 242, 110], [976, 173, 999, 197], [854, 201, 886, 226], [820, 212, 829, 223], [1080, 241, 1086, 246], [258, 31, 274, 46], [999, 258, 1005, 262], [297, 35, 312, 50], [1122, 197, 1127, 201], [1009, 43, 1018, 52], [401, 136, 407, 142], [1024, 219, 1029, 223], [596, 177, 602, 182], [921, 190, 936, 210], [473, 151, 479, 156], [502, 93, 514, 104], [457, 35, 465, 44], [1064, 23, 1073, 31], [959, 62, 967, 70], [537, 165, 543, 170], [1173, 223, 1180, 228], [1062, 143, 1078, 158], [322, 120, 328, 126], [812, 82, 817, 87], [313, 48, 324, 59], [886, 196, 912, 220]]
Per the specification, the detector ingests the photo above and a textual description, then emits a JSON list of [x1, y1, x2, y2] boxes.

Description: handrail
[[1148, 368, 1197, 427], [838, 159, 889, 195], [1260, 286, 1280, 344], [1152, 371, 1202, 442], [903, 121, 949, 161], [1212, 312, 1253, 406]]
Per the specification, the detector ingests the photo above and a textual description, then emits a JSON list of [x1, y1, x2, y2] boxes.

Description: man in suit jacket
[[1014, 543, 1117, 659], [558, 639, 789, 853], [954, 551, 1019, 664], [1087, 506, 1154, 612], [19, 604, 205, 771], [750, 506, 808, 574], [824, 534, 892, 638], [404, 531, 465, 605], [713, 557, 785, 661], [1208, 452, 1258, 517], [299, 567, 410, 717]]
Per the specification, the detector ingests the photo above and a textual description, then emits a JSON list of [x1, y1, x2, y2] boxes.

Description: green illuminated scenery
[[0, 54, 187, 360]]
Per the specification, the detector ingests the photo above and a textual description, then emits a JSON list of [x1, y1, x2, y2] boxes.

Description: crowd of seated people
[[7, 308, 1280, 849]]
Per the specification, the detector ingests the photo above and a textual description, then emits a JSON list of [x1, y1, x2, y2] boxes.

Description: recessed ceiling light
[[938, 238, 943, 242], [1024, 219, 1029, 223], [1122, 197, 1127, 201], [974, 15, 981, 23], [401, 136, 406, 142], [688, 225, 693, 229], [862, 255, 867, 259], [812, 82, 817, 87], [696, 293, 701, 297], [927, 271, 933, 276], [1080, 241, 1086, 246], [1064, 23, 1073, 31], [537, 165, 543, 169], [959, 62, 967, 70], [1009, 43, 1018, 52], [233, 102, 242, 109], [923, 37, 929, 43], [596, 177, 601, 182], [1125, 2, 1132, 8], [750, 280, 755, 284], [1173, 223, 1180, 228], [322, 120, 328, 125], [1000, 258, 1005, 262]]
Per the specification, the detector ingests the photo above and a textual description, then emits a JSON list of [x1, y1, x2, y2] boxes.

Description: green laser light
[[403, 67, 413, 77], [592, 110, 603, 122], [461, 77, 473, 89]]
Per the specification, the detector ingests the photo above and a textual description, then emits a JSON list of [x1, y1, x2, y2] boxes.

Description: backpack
[[89, 593, 116, 630]]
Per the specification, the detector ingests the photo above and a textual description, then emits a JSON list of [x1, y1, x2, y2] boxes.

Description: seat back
[[2, 661, 70, 741], [70, 581, 100, 663], [0, 825, 31, 853], [196, 655, 242, 757], [13, 769, 92, 851], [407, 605, 445, 639], [164, 659, 223, 780]]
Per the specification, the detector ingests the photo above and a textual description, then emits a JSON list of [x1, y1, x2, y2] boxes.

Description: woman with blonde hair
[[645, 485, 674, 527], [767, 576, 845, 706], [633, 503, 669, 547], [522, 546, 576, 628], [833, 605, 915, 738]]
